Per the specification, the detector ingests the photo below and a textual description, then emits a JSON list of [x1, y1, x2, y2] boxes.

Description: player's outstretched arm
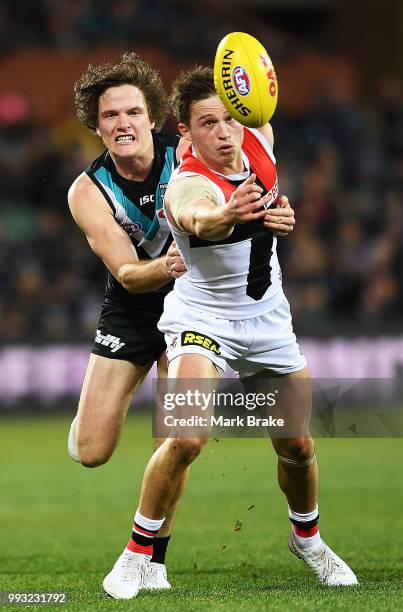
[[68, 174, 173, 293], [168, 174, 270, 241]]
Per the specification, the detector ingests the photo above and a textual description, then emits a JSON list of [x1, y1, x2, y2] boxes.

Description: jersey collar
[[191, 146, 251, 182]]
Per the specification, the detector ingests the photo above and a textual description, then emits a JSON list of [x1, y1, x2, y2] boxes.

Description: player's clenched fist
[[166, 241, 187, 279]]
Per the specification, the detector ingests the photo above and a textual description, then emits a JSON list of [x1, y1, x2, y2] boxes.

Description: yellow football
[[214, 32, 278, 128]]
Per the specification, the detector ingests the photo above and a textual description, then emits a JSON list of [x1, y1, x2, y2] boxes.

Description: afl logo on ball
[[232, 65, 251, 96]]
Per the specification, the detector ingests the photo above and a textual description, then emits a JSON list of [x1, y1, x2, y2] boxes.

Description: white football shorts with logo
[[158, 290, 307, 378]]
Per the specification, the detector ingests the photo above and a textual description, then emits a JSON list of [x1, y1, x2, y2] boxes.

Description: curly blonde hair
[[74, 52, 168, 133]]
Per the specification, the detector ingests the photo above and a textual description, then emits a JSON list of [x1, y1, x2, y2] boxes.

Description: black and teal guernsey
[[86, 132, 179, 322]]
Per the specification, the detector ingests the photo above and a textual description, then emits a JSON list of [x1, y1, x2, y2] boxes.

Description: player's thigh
[[169, 353, 220, 440], [169, 352, 221, 379], [76, 353, 151, 448]]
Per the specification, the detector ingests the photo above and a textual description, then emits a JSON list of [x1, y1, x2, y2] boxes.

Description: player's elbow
[[117, 263, 138, 293], [119, 278, 134, 293], [193, 218, 233, 241]]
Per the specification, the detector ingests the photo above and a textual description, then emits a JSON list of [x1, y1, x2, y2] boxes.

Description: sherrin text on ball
[[214, 31, 278, 128]]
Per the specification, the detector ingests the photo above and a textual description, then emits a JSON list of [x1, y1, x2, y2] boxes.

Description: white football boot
[[143, 562, 171, 590], [288, 531, 358, 586], [103, 550, 149, 599]]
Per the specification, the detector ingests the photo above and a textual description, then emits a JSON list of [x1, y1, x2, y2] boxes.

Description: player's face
[[97, 84, 155, 160], [179, 95, 244, 174]]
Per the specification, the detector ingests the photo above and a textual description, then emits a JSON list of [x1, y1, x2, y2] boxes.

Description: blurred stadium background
[[0, 0, 402, 412]]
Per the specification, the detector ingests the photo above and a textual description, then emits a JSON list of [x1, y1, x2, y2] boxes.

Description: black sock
[[151, 536, 171, 564]]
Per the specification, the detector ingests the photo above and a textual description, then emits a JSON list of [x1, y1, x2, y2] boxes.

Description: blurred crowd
[[0, 0, 233, 59], [275, 74, 403, 335], [0, 1, 402, 342], [1, 76, 401, 342]]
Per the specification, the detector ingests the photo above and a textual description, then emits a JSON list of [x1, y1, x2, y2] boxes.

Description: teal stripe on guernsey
[[93, 166, 153, 233], [93, 145, 175, 242], [144, 145, 176, 241]]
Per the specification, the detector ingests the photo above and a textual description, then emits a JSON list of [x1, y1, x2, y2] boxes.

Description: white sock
[[289, 506, 321, 550], [133, 510, 165, 532], [125, 510, 166, 556]]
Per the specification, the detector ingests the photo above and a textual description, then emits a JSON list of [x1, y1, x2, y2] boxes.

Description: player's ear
[[178, 122, 191, 141], [150, 120, 155, 130], [96, 127, 101, 136]]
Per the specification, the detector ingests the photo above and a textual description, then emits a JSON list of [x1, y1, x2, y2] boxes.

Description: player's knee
[[277, 438, 315, 465], [80, 457, 108, 468], [78, 442, 113, 468], [170, 437, 207, 463], [68, 416, 116, 467], [68, 419, 106, 467]]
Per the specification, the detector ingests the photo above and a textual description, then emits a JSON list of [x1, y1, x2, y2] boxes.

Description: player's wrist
[[162, 255, 173, 280], [221, 205, 237, 229]]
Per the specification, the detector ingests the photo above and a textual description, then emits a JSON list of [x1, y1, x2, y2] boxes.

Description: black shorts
[[91, 302, 166, 366]]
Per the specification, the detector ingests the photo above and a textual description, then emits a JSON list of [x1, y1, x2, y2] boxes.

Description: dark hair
[[74, 52, 168, 133], [169, 66, 216, 126]]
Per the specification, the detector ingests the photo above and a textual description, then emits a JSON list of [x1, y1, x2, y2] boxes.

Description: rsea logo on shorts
[[181, 331, 221, 355]]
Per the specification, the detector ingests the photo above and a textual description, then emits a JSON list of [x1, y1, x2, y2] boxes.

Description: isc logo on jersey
[[139, 194, 154, 206], [214, 31, 278, 128]]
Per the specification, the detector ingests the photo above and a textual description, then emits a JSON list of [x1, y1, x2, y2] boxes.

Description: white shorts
[[158, 291, 307, 378]]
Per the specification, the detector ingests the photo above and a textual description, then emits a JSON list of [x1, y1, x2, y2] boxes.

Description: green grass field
[[1, 413, 402, 611]]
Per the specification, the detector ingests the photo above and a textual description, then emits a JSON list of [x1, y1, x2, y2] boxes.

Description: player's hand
[[226, 174, 270, 224], [166, 241, 187, 279], [263, 195, 295, 237]]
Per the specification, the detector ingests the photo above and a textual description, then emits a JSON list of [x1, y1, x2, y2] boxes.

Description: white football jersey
[[165, 128, 283, 319]]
